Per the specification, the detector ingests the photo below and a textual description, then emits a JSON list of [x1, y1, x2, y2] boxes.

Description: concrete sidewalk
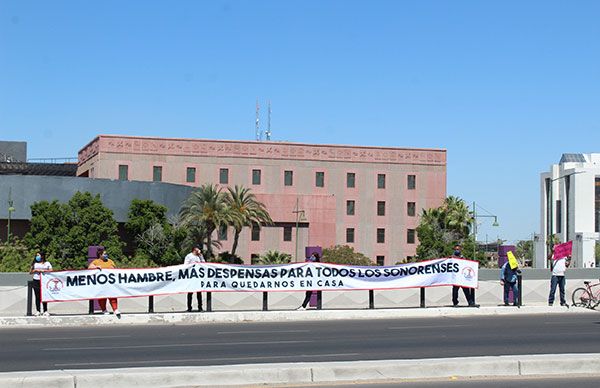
[[0, 304, 596, 328], [1, 353, 600, 388]]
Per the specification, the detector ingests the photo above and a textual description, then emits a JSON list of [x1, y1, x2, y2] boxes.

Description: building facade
[[77, 135, 447, 264], [535, 153, 600, 268]]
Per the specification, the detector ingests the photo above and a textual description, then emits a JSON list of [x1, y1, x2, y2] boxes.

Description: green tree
[[0, 239, 36, 272], [24, 192, 123, 269], [595, 241, 600, 267], [125, 199, 168, 244], [415, 196, 486, 265], [225, 185, 273, 256], [322, 245, 374, 266], [256, 250, 292, 265], [516, 240, 533, 263], [178, 184, 235, 260]]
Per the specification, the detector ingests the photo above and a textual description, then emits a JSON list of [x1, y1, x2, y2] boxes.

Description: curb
[[0, 305, 595, 328], [1, 354, 600, 388]]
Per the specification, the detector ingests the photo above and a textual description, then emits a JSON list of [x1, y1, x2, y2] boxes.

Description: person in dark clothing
[[297, 252, 320, 310], [451, 245, 479, 307], [500, 261, 521, 306]]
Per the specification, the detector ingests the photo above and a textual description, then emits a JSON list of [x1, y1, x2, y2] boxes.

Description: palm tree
[[179, 184, 235, 259], [443, 196, 473, 238], [256, 250, 291, 265], [225, 185, 273, 256]]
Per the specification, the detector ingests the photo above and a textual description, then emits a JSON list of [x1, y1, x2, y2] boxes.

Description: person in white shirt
[[184, 244, 205, 312], [548, 253, 571, 306], [29, 252, 52, 316]]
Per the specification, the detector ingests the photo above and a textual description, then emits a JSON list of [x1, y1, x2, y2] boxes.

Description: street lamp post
[[472, 201, 499, 259], [292, 197, 305, 262], [7, 187, 15, 242]]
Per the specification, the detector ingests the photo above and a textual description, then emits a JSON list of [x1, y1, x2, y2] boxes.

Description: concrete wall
[[0, 175, 193, 224], [2, 269, 598, 317], [0, 141, 27, 162]]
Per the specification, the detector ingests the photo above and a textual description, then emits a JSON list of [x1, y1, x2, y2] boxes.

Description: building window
[[315, 171, 325, 187], [346, 200, 355, 216], [346, 228, 355, 243], [284, 170, 293, 186], [556, 200, 562, 234], [407, 202, 416, 217], [283, 226, 292, 241], [407, 229, 416, 244], [118, 165, 128, 181], [408, 175, 416, 190], [219, 168, 229, 184], [252, 169, 261, 185], [186, 167, 196, 183], [376, 256, 385, 266], [218, 225, 228, 241], [251, 225, 260, 241], [377, 201, 385, 216], [153, 166, 162, 182], [347, 172, 355, 188], [377, 228, 385, 243], [377, 174, 386, 189]]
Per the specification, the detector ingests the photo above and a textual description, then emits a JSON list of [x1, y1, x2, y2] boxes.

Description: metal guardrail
[[27, 286, 450, 316]]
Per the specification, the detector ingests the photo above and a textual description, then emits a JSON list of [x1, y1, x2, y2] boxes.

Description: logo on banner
[[46, 279, 64, 293], [462, 267, 475, 281]]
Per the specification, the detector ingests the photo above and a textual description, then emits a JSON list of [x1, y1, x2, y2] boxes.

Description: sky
[[1, 1, 599, 244]]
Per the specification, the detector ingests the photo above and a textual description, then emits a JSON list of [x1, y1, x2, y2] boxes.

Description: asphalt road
[[1, 313, 599, 372]]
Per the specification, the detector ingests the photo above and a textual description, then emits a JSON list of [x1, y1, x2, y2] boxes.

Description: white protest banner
[[41, 258, 478, 302]]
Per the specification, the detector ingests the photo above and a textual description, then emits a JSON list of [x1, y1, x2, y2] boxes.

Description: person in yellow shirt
[[88, 248, 121, 318]]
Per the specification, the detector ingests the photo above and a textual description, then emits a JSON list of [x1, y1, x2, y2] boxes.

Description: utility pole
[[292, 197, 305, 262]]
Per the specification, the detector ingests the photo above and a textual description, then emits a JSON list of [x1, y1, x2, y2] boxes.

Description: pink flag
[[553, 241, 573, 260]]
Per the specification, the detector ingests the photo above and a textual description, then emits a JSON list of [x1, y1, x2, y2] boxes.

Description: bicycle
[[571, 279, 600, 309]]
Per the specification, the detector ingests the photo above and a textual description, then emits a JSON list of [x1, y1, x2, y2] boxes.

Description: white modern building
[[535, 153, 600, 268]]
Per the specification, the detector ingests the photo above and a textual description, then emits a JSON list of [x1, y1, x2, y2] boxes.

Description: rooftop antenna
[[255, 99, 262, 141], [265, 100, 272, 141]]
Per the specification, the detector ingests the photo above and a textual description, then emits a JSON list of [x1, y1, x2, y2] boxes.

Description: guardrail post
[[369, 290, 375, 309], [148, 295, 154, 313], [206, 292, 212, 312], [517, 274, 523, 306], [420, 287, 426, 308], [26, 281, 34, 316], [88, 300, 94, 314], [262, 292, 268, 311], [317, 291, 322, 310]]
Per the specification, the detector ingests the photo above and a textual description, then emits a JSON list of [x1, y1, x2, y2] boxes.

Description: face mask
[[102, 254, 109, 261], [35, 255, 42, 262], [454, 250, 461, 256]]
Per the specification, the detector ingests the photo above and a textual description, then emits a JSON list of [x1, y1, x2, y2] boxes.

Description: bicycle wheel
[[571, 288, 592, 307]]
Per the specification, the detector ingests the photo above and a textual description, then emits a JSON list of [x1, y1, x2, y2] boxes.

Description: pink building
[[77, 135, 446, 264]]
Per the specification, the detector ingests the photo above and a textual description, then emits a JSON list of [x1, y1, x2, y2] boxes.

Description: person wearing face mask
[[451, 244, 479, 308], [30, 252, 52, 316], [88, 248, 121, 318]]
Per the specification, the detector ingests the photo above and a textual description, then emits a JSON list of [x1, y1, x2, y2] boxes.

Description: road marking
[[217, 330, 310, 334], [388, 325, 469, 330], [28, 335, 131, 341], [54, 353, 361, 367], [44, 340, 312, 351]]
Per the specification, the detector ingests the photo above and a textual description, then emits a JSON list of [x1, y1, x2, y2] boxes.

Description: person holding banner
[[500, 254, 521, 307], [451, 245, 478, 307], [184, 244, 205, 312], [29, 252, 52, 316], [548, 252, 571, 307], [297, 252, 320, 310], [88, 249, 121, 318]]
